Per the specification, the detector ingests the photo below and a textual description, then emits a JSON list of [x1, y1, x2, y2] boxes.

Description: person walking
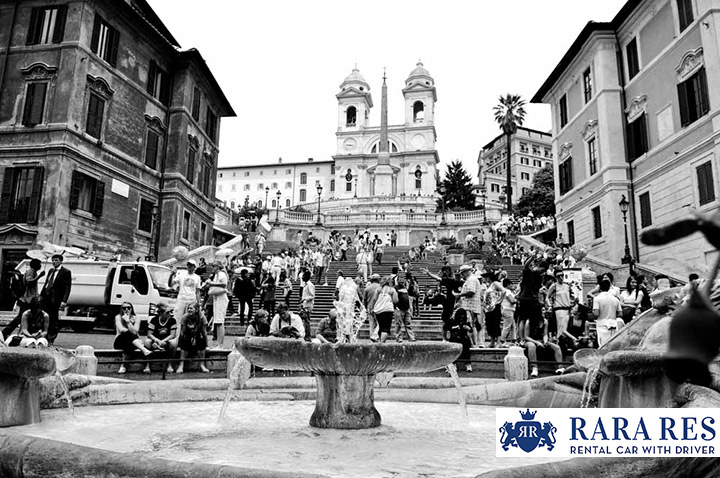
[[363, 273, 382, 342], [171, 259, 202, 323], [232, 269, 256, 326], [455, 265, 485, 347], [39, 254, 72, 345], [205, 261, 229, 349], [393, 277, 416, 342]]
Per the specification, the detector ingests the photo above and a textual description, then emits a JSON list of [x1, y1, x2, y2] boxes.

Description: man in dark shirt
[[232, 269, 256, 326], [393, 277, 416, 342], [422, 265, 462, 332]]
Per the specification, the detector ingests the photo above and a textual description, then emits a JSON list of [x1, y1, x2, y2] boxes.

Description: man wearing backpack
[[3, 258, 45, 339]]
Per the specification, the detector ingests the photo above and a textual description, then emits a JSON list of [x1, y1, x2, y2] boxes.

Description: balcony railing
[[270, 208, 503, 227]]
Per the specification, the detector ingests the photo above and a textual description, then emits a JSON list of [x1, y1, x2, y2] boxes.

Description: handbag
[[208, 286, 226, 297], [373, 287, 394, 314]]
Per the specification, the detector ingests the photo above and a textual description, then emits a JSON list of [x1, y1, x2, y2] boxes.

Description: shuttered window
[[138, 198, 154, 233], [559, 158, 573, 195], [26, 5, 67, 45], [697, 161, 715, 206], [90, 14, 119, 67], [592, 206, 602, 239], [639, 192, 652, 228], [187, 147, 196, 184], [86, 92, 105, 139], [626, 113, 648, 161], [567, 220, 575, 245], [626, 38, 640, 79], [0, 167, 44, 225], [205, 107, 217, 142], [144, 130, 160, 169], [22, 83, 47, 126], [677, 0, 694, 32], [678, 67, 710, 127], [192, 87, 201, 121], [70, 170, 104, 217], [146, 61, 170, 106]]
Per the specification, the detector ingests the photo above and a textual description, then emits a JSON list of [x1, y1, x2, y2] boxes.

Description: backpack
[[9, 270, 25, 300]]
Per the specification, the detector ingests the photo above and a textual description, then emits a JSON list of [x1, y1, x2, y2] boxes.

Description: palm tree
[[493, 94, 526, 214]]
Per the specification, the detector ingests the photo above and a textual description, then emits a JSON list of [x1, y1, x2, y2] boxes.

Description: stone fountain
[[0, 347, 75, 427], [237, 337, 461, 428]]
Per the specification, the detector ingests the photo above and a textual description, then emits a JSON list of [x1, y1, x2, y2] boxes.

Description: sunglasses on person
[[121, 306, 132, 311]]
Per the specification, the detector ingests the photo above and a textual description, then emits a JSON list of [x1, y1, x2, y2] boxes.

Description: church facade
[[216, 62, 440, 214]]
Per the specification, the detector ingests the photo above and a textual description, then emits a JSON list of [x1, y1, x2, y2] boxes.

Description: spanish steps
[[222, 241, 525, 340]]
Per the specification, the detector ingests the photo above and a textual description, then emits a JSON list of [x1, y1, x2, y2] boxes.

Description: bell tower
[[403, 60, 436, 127], [336, 66, 373, 135]]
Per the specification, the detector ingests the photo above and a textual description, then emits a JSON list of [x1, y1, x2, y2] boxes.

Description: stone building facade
[[0, 0, 234, 308], [478, 126, 553, 209], [532, 0, 720, 279]]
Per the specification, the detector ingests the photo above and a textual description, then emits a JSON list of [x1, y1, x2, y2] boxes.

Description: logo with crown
[[499, 409, 556, 453]]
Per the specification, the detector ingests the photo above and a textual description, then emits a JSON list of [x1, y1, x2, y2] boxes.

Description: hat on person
[[187, 259, 197, 267], [459, 265, 473, 273], [370, 273, 381, 280]]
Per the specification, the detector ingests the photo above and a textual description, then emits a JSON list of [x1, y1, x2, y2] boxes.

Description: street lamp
[[275, 190, 281, 225], [316, 184, 323, 226], [354, 178, 358, 198], [619, 194, 635, 274], [147, 204, 159, 261], [264, 186, 269, 211], [479, 185, 487, 224], [438, 184, 447, 226]]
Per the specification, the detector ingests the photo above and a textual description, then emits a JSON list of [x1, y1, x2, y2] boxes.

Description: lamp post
[[275, 190, 281, 225], [147, 204, 159, 261], [316, 184, 323, 226], [438, 184, 447, 226], [354, 178, 358, 198], [619, 194, 635, 274], [264, 186, 269, 210], [479, 185, 487, 224]]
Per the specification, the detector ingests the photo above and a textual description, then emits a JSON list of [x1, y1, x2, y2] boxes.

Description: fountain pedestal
[[237, 338, 461, 429]]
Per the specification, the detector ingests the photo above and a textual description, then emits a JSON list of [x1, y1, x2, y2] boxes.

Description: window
[[520, 157, 529, 165], [22, 82, 47, 126], [219, 173, 223, 178], [299, 189, 306, 202], [519, 142, 528, 153], [413, 101, 425, 122], [259, 171, 263, 176], [271, 199, 276, 208], [205, 107, 217, 143], [583, 68, 593, 103], [678, 67, 710, 127], [677, 0, 694, 32], [217, 185, 223, 192], [186, 147, 196, 184], [144, 130, 160, 169], [491, 184, 500, 193], [137, 198, 154, 233], [567, 220, 575, 245], [284, 181, 291, 188], [86, 92, 105, 139], [520, 172, 530, 181], [639, 192, 652, 228], [26, 5, 67, 45], [257, 183, 264, 190], [0, 166, 44, 224], [330, 179, 335, 192], [626, 38, 640, 80], [316, 167, 320, 173], [200, 223, 207, 243], [346, 106, 357, 126], [415, 178, 422, 189], [201, 156, 212, 197], [90, 15, 120, 67], [244, 184, 250, 191], [346, 181, 352, 192], [588, 137, 598, 175], [544, 148, 552, 158], [273, 170, 277, 175], [315, 180, 320, 187], [697, 161, 715, 205], [182, 211, 190, 241], [231, 184, 236, 192], [244, 171, 250, 177], [559, 95, 568, 127], [533, 160, 542, 167], [191, 87, 201, 121], [330, 164, 336, 175], [271, 182, 278, 189], [285, 199, 290, 207], [591, 207, 603, 239], [232, 172, 236, 177], [285, 169, 292, 174], [532, 145, 540, 155], [146, 61, 170, 105], [300, 173, 307, 185], [626, 113, 648, 161], [70, 170, 104, 216], [559, 158, 573, 195]]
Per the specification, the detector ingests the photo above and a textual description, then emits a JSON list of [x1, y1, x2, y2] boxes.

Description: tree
[[515, 164, 556, 217], [493, 94, 526, 214], [438, 160, 477, 211]]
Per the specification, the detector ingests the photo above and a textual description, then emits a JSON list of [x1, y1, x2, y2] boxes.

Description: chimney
[[308, 157, 313, 162], [278, 157, 282, 164]]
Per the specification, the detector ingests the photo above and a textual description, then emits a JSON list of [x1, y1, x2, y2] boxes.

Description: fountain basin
[[236, 338, 462, 428]]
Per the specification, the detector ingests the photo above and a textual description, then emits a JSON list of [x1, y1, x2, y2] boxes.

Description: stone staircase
[[222, 242, 526, 340]]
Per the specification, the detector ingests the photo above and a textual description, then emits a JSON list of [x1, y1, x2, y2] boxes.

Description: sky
[[147, 0, 629, 178]]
